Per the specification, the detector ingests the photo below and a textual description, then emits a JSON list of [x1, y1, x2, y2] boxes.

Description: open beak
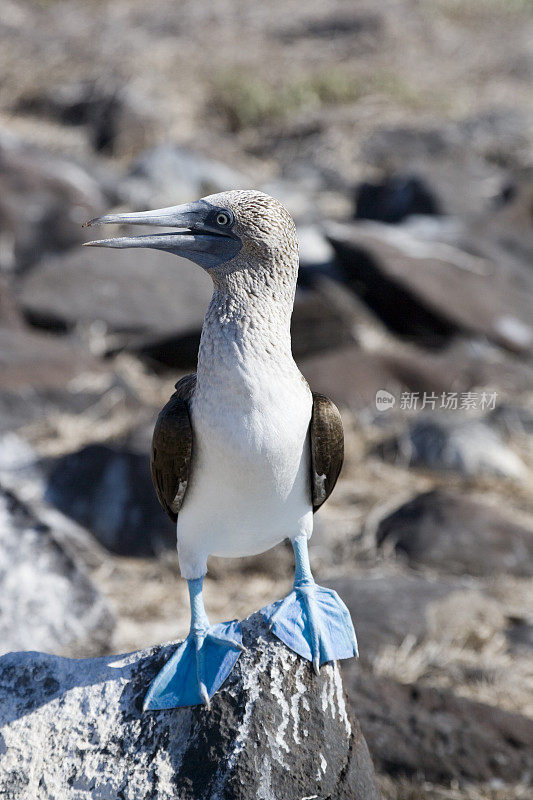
[[83, 200, 241, 269]]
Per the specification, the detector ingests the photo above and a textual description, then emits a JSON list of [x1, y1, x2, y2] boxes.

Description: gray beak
[[83, 200, 241, 270]]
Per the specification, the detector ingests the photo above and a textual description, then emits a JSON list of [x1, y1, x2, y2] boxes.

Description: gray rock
[[327, 574, 464, 664], [478, 168, 533, 265], [507, 620, 533, 653], [0, 130, 109, 273], [342, 666, 533, 785], [296, 224, 335, 268], [0, 326, 118, 434], [291, 287, 357, 359], [489, 403, 533, 438], [0, 485, 114, 657], [0, 276, 24, 329], [0, 435, 111, 577], [44, 443, 175, 556], [0, 613, 380, 800], [326, 218, 533, 354], [376, 489, 533, 577], [121, 329, 202, 372], [377, 416, 526, 479], [19, 245, 212, 344], [279, 11, 383, 44], [380, 337, 533, 398], [298, 344, 406, 412], [121, 144, 251, 209], [354, 174, 441, 223]]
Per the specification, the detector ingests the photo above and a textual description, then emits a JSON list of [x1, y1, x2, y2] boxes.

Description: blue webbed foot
[[262, 537, 357, 671], [143, 620, 244, 710], [263, 583, 357, 672]]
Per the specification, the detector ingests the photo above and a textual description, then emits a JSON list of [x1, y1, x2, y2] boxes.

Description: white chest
[[191, 360, 312, 494]]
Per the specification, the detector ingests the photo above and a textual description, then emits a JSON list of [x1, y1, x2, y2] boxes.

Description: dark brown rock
[[342, 666, 533, 785], [327, 574, 464, 664], [298, 337, 533, 414], [376, 488, 533, 577], [298, 344, 403, 411]]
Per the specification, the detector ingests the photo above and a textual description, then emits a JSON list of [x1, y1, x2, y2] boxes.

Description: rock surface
[[328, 574, 465, 663], [377, 416, 526, 479], [127, 284, 358, 371], [19, 245, 212, 343], [327, 218, 533, 353], [0, 326, 123, 434], [489, 403, 533, 437], [44, 443, 175, 556], [0, 130, 109, 272], [121, 144, 251, 209], [0, 613, 380, 800], [298, 336, 533, 413], [298, 344, 406, 411], [0, 485, 114, 657], [376, 488, 533, 577], [354, 174, 441, 223], [360, 114, 524, 218], [343, 666, 533, 785]]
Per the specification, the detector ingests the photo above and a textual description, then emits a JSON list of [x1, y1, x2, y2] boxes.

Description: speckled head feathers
[[202, 190, 299, 268]]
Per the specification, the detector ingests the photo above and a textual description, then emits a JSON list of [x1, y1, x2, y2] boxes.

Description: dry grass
[[213, 68, 364, 132], [378, 775, 532, 800]]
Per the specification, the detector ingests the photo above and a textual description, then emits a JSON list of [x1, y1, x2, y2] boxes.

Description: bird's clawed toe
[[199, 682, 211, 709]]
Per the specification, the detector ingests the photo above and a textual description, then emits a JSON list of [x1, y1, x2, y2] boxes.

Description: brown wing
[[150, 374, 197, 523], [310, 393, 344, 512]]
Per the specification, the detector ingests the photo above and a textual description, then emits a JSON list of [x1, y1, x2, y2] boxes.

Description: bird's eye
[[216, 212, 231, 227]]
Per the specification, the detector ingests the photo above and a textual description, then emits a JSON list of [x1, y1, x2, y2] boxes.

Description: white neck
[[197, 261, 297, 382]]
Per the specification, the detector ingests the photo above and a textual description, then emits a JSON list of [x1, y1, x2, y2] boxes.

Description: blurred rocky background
[[1, 0, 533, 798]]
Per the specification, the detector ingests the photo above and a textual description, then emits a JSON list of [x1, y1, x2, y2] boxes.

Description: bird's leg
[[293, 535, 315, 585], [292, 538, 321, 674], [188, 577, 214, 707], [143, 576, 244, 711], [263, 537, 358, 671]]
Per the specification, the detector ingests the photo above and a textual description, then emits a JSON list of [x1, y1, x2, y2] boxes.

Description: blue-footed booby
[[84, 190, 357, 709]]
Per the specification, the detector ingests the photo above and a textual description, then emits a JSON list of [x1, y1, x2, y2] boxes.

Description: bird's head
[[84, 190, 298, 282]]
